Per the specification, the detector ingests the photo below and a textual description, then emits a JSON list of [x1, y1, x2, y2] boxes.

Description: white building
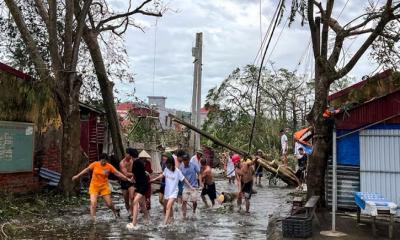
[[148, 96, 176, 130]]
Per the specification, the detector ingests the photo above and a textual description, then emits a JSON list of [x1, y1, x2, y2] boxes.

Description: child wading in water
[[151, 154, 195, 225], [72, 153, 132, 222]]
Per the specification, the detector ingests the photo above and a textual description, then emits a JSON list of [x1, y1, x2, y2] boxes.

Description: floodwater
[[14, 176, 293, 239]]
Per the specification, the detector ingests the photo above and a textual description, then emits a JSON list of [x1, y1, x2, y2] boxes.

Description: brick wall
[[35, 127, 62, 172], [0, 172, 40, 193]]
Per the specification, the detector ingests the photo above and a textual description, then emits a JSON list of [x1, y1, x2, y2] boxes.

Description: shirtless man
[[119, 148, 138, 217], [200, 158, 217, 207], [236, 159, 255, 213]]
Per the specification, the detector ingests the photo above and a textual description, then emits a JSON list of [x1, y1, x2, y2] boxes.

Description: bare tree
[[4, 0, 92, 195], [77, 0, 163, 160], [288, 0, 400, 197]]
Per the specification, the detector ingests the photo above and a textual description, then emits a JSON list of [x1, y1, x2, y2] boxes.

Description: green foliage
[[0, 190, 88, 222], [127, 116, 160, 144], [203, 65, 307, 153]]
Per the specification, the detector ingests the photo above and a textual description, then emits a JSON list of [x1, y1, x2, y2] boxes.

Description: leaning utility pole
[[190, 32, 203, 153]]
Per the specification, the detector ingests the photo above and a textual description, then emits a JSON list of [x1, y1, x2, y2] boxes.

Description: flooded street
[[13, 177, 293, 239]]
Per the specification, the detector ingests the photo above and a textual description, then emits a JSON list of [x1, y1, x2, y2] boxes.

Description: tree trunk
[[82, 28, 125, 160], [306, 74, 331, 199], [291, 98, 297, 130], [57, 75, 82, 196]]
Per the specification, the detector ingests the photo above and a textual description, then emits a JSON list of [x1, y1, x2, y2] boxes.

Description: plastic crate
[[282, 214, 313, 238]]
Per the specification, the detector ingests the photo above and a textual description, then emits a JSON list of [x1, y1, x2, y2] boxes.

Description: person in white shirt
[[151, 154, 194, 225], [280, 129, 288, 166]]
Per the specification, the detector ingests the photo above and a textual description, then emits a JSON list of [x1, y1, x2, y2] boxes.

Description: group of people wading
[[72, 147, 264, 229]]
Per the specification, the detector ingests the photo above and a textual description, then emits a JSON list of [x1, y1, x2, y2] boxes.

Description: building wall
[[148, 96, 166, 109], [199, 112, 208, 127], [0, 63, 102, 193], [0, 65, 62, 193], [337, 123, 400, 166], [337, 130, 360, 166], [0, 172, 40, 193], [360, 128, 400, 206]]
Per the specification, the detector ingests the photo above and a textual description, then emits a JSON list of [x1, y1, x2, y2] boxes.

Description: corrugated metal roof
[[335, 90, 400, 129], [0, 62, 32, 81], [328, 70, 392, 101], [359, 129, 400, 206]]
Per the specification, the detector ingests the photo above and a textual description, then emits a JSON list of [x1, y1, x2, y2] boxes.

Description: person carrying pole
[[236, 158, 255, 213], [200, 158, 217, 208]]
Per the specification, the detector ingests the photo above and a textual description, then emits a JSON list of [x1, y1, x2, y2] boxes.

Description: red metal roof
[[0, 62, 32, 81], [116, 102, 135, 111], [335, 90, 400, 129], [328, 70, 392, 101], [199, 107, 209, 113]]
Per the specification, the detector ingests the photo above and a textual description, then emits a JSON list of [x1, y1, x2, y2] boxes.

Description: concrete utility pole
[[191, 32, 203, 153]]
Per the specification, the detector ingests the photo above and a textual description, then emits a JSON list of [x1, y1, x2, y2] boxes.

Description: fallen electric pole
[[170, 114, 300, 187]]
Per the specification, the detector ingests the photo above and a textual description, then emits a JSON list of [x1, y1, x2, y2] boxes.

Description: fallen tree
[[171, 114, 300, 186]]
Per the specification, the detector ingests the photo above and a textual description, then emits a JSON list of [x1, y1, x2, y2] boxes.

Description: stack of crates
[[282, 213, 313, 238]]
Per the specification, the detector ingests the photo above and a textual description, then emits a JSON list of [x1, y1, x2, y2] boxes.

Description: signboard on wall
[[0, 121, 34, 173]]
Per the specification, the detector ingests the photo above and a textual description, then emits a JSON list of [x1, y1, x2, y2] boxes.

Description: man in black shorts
[[200, 158, 217, 207], [236, 159, 255, 213], [295, 147, 307, 190], [130, 152, 149, 227], [119, 148, 137, 217]]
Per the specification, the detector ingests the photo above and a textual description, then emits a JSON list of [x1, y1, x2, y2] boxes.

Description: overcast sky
[[114, 0, 379, 111]]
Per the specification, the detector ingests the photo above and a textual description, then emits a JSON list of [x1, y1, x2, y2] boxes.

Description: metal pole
[[320, 126, 346, 237], [332, 127, 337, 231]]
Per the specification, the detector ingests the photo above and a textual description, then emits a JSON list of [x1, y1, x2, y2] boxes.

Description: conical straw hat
[[139, 150, 151, 159]]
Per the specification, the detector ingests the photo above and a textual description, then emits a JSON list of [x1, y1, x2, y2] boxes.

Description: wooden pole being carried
[[170, 114, 300, 186]]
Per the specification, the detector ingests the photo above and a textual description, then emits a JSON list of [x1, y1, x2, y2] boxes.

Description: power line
[[294, 40, 311, 72], [337, 0, 350, 19], [152, 18, 158, 96], [248, 0, 284, 154], [252, 1, 282, 66], [266, 16, 289, 63], [259, 0, 263, 47]]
